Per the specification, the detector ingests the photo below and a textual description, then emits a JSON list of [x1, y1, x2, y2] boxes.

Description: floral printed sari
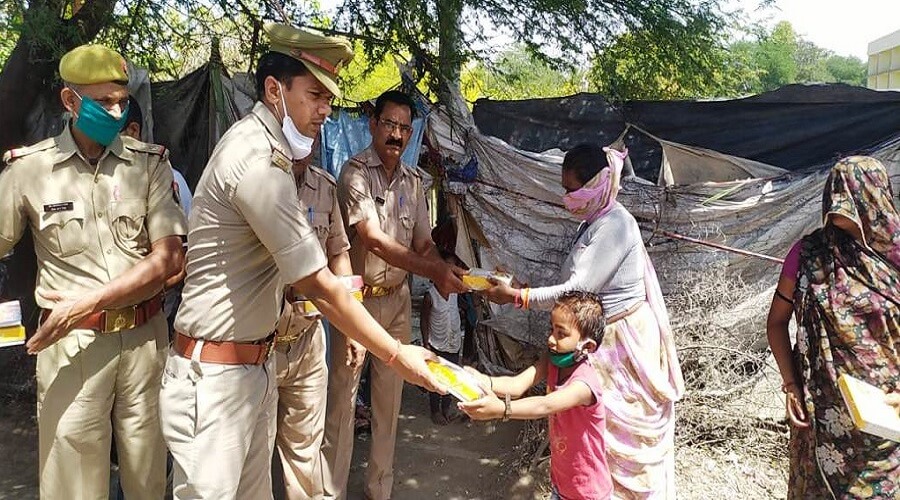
[[790, 156, 900, 499]]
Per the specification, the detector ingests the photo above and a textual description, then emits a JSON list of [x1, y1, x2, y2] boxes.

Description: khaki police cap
[[59, 44, 129, 85], [265, 23, 354, 98]]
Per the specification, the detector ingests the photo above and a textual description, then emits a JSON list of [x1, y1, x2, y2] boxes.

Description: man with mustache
[[322, 90, 468, 500]]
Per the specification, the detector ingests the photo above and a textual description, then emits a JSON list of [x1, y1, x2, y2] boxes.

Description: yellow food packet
[[462, 268, 514, 291], [0, 301, 25, 347], [293, 275, 364, 316], [427, 357, 487, 402]]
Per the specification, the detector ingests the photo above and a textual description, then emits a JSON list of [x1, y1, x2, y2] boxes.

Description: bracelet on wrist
[[502, 393, 511, 422]]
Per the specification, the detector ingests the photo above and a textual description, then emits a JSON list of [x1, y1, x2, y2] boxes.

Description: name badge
[[43, 202, 74, 213]]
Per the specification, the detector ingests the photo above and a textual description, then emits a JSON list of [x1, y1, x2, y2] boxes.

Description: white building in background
[[868, 28, 900, 90]]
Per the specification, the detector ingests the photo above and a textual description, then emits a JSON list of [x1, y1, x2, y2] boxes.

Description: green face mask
[[549, 350, 578, 368], [72, 90, 129, 147]]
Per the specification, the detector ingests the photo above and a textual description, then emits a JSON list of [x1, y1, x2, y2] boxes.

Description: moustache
[[385, 138, 403, 147]]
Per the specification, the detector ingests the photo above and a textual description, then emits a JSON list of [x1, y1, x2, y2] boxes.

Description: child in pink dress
[[460, 291, 612, 499]]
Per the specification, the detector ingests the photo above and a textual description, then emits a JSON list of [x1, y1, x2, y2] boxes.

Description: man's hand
[[27, 289, 102, 354], [886, 392, 900, 416], [432, 261, 468, 299], [458, 393, 505, 420], [346, 337, 367, 370], [390, 343, 447, 394]]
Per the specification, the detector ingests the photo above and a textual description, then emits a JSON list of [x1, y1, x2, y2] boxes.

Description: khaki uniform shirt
[[337, 146, 430, 288], [298, 165, 350, 259], [175, 102, 327, 342], [0, 126, 187, 307]]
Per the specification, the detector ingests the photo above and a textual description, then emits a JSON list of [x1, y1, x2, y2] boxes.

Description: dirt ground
[[0, 291, 789, 499]]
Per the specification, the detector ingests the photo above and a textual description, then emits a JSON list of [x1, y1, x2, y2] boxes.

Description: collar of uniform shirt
[[54, 121, 132, 166], [363, 145, 409, 179], [251, 101, 293, 161]]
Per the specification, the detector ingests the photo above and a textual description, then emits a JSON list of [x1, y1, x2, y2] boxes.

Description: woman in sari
[[766, 156, 900, 499], [482, 143, 684, 499]]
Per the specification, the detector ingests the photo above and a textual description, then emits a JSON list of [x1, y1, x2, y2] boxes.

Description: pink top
[[548, 359, 612, 499], [781, 240, 802, 279]]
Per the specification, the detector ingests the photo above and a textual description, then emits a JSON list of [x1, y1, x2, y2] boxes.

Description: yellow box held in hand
[[462, 268, 513, 291], [426, 357, 487, 402], [293, 275, 364, 317], [838, 373, 900, 442], [0, 300, 26, 348]]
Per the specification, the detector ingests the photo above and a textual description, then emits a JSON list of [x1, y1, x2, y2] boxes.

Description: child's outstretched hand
[[458, 394, 505, 420], [463, 366, 492, 393]]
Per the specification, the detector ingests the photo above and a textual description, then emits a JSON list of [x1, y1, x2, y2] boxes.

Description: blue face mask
[[71, 90, 129, 147]]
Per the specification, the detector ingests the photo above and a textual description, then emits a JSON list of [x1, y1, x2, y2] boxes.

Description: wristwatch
[[502, 393, 511, 422]]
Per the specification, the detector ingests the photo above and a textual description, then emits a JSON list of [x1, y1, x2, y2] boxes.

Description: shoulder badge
[[271, 149, 292, 172], [123, 138, 168, 157], [172, 180, 182, 206], [309, 165, 337, 186], [3, 139, 55, 164]]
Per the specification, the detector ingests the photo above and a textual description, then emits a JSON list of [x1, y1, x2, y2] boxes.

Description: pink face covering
[[562, 147, 629, 223]]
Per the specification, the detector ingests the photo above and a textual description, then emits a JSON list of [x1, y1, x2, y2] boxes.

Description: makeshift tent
[[428, 84, 900, 382]]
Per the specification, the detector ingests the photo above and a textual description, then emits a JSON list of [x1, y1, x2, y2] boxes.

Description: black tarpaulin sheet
[[472, 84, 900, 180]]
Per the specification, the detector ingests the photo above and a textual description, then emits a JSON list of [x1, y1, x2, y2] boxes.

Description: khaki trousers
[[274, 320, 328, 499], [159, 343, 278, 500], [37, 313, 168, 500], [322, 285, 411, 500]]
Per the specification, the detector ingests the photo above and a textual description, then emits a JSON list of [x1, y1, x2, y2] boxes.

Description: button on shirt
[[337, 146, 430, 288], [174, 102, 327, 342], [0, 125, 187, 308]]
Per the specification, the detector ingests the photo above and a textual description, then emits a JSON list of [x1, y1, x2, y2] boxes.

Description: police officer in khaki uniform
[[0, 45, 187, 499], [272, 149, 354, 499], [323, 90, 468, 500], [159, 24, 444, 500]]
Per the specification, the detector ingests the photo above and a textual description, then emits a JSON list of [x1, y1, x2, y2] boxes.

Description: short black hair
[[125, 97, 143, 129], [255, 52, 310, 101], [562, 144, 610, 185], [374, 90, 417, 120], [553, 291, 606, 343]]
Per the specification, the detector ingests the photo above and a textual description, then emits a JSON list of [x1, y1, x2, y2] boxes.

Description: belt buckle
[[275, 333, 301, 346], [103, 306, 136, 333]]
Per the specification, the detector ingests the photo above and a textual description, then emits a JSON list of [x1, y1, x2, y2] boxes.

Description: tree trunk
[[436, 0, 463, 102], [0, 0, 118, 153]]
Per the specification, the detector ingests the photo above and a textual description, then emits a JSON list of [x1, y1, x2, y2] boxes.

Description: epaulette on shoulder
[[406, 164, 423, 179], [346, 156, 367, 170], [122, 137, 168, 157], [3, 138, 55, 164], [308, 165, 337, 186], [271, 148, 292, 172]]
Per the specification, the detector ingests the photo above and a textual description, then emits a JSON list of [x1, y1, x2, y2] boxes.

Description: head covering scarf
[[562, 147, 628, 223], [789, 156, 900, 498]]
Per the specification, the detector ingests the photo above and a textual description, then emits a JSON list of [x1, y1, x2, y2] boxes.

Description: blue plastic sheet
[[320, 109, 426, 178]]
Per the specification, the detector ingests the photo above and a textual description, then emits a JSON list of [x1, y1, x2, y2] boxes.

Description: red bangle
[[386, 338, 401, 366]]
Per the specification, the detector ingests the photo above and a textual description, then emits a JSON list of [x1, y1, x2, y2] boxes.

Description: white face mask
[[277, 82, 316, 160]]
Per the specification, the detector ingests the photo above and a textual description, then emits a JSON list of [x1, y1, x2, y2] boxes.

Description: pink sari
[[589, 253, 685, 499]]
